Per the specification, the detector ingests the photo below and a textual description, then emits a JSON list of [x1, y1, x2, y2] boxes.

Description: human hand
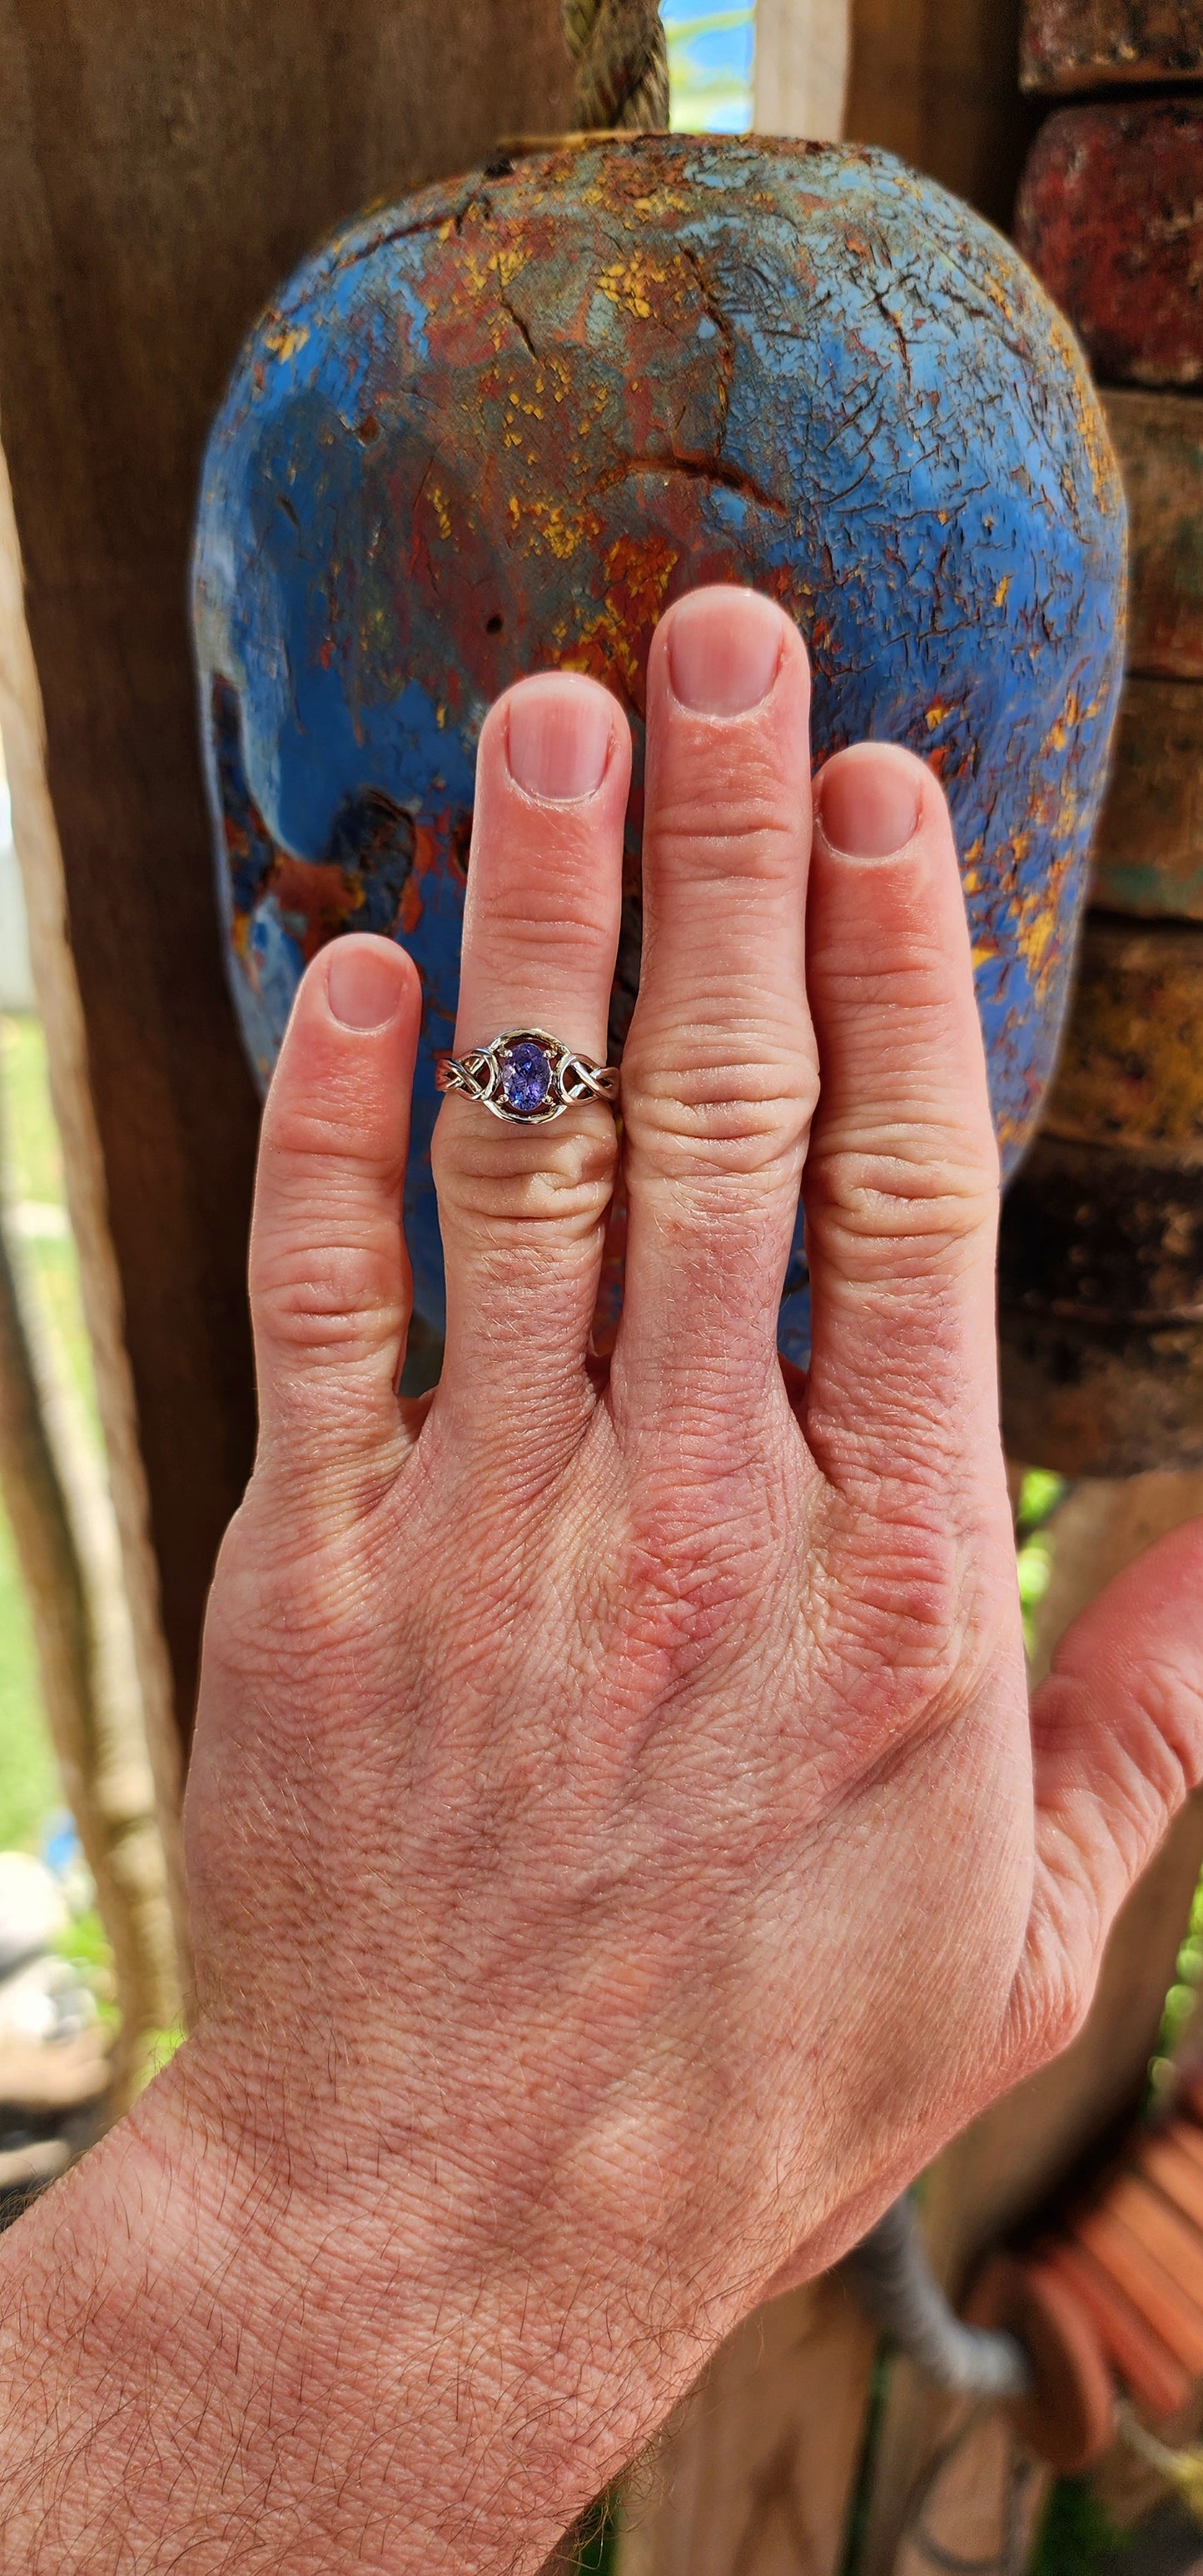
[[10, 587, 1203, 2574]]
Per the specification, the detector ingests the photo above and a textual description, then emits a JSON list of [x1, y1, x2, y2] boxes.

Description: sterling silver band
[[435, 1027, 620, 1125]]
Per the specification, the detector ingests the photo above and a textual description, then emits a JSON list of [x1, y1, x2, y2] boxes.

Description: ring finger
[[431, 670, 629, 1472]]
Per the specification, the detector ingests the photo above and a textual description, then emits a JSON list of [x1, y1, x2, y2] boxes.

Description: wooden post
[[0, 0, 574, 1762], [753, 0, 850, 141], [0, 1188, 181, 2097], [0, 434, 191, 2004], [844, 0, 1040, 231], [614, 2273, 878, 2576]]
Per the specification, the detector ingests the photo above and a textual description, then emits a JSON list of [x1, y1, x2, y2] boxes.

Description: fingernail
[[668, 586, 783, 714], [326, 938, 403, 1031], [817, 749, 921, 858], [507, 674, 612, 801]]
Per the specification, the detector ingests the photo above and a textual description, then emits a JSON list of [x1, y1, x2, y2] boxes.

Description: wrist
[[0, 2035, 642, 2573]]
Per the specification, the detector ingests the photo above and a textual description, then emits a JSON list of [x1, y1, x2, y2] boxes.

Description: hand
[[3, 586, 1201, 2574]]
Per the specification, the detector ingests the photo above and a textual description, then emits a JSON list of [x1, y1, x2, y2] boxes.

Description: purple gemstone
[[500, 1038, 553, 1113]]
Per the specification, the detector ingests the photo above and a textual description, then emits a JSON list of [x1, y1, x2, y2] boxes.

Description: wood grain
[[1021, 0, 1203, 90], [614, 2274, 877, 2576], [844, 0, 1040, 233], [0, 435, 191, 1995], [753, 0, 850, 141], [1105, 391, 1203, 684], [0, 0, 574, 1753]]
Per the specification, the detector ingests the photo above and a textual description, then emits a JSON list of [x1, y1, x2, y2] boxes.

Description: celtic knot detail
[[435, 1029, 620, 1124]]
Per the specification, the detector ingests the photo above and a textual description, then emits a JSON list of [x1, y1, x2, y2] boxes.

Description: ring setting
[[435, 1028, 620, 1124]]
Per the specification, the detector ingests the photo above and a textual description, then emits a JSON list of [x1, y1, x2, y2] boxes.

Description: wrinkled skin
[[2, 589, 1201, 2576]]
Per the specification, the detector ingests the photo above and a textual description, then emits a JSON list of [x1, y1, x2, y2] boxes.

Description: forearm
[[0, 2046, 617, 2576]]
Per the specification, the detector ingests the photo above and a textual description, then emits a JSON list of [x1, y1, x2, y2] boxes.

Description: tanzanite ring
[[435, 1029, 620, 1125]]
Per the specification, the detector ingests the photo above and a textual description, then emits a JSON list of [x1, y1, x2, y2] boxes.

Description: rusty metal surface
[[999, 1305, 1203, 1476], [1091, 678, 1203, 919], [1020, 0, 1203, 91], [999, 916, 1203, 1474], [1001, 1136, 1203, 1325], [1031, 915, 1203, 1149], [1015, 102, 1203, 390], [192, 132, 1126, 1367], [1105, 391, 1203, 683]]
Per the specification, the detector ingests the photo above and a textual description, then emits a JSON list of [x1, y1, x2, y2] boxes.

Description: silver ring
[[435, 1027, 620, 1124]]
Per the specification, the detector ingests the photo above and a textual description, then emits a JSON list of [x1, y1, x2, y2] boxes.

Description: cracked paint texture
[[192, 133, 1126, 1363]]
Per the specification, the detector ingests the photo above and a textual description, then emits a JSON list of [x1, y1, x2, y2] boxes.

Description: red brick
[[1022, 0, 1203, 92], [1105, 390, 1203, 680], [1015, 101, 1203, 387]]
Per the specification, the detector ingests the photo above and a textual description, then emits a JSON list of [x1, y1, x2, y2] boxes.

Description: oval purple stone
[[500, 1039, 552, 1114]]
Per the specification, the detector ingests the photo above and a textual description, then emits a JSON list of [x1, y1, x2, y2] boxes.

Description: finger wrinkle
[[645, 815, 804, 888]]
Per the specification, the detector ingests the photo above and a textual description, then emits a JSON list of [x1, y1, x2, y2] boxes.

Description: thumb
[[1011, 1519, 1203, 2073], [249, 935, 421, 1497]]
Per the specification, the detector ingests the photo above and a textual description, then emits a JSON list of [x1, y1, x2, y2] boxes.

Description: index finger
[[799, 744, 1002, 1506]]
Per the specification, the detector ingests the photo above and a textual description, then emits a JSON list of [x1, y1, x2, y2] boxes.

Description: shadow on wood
[[0, 0, 574, 1755]]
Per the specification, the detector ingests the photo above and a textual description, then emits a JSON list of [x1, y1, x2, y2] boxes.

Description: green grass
[[1, 1013, 99, 1437], [572, 2495, 619, 2576], [0, 1013, 88, 1855], [1016, 1470, 1066, 1656], [0, 1499, 60, 1852], [1029, 2477, 1124, 2575]]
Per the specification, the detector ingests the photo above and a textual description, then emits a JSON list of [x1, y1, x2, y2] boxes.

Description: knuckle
[[805, 1126, 998, 1276], [816, 928, 964, 1008], [813, 1509, 997, 1753], [263, 1093, 400, 1183], [470, 894, 617, 980], [432, 1104, 617, 1244], [252, 1233, 405, 1358], [649, 798, 801, 888], [615, 1482, 776, 1687], [624, 1031, 818, 1191], [1127, 1652, 1203, 1807]]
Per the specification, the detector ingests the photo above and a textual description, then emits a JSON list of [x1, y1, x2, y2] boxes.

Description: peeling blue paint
[[193, 135, 1126, 1364]]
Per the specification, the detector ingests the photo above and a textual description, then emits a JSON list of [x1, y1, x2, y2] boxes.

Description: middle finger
[[614, 586, 818, 1450]]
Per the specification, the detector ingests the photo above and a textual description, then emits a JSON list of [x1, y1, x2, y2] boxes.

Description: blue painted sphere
[[192, 134, 1126, 1361]]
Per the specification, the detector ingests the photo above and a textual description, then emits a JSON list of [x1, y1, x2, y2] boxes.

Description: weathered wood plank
[[1105, 391, 1203, 684], [1015, 102, 1203, 390], [0, 0, 574, 1753], [1092, 678, 1203, 918], [891, 2410, 1050, 2576], [614, 2273, 877, 2576], [0, 435, 191, 2002], [753, 0, 850, 141], [1020, 0, 1203, 91], [844, 0, 1040, 234]]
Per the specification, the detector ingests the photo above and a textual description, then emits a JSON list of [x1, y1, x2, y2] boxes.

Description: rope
[[561, 0, 669, 130], [845, 2196, 1032, 2402]]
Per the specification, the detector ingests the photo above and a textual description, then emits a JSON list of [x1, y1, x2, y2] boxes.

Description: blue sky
[[662, 0, 754, 132]]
